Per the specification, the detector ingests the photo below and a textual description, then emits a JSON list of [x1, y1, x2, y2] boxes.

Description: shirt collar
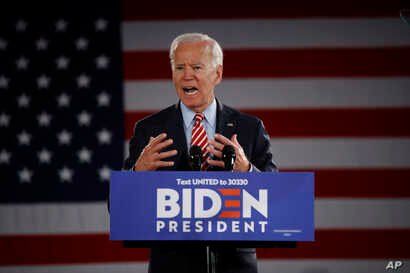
[[180, 98, 217, 129]]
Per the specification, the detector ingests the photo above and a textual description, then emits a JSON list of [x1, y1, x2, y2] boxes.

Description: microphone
[[222, 145, 236, 171], [400, 9, 410, 25], [188, 145, 202, 171]]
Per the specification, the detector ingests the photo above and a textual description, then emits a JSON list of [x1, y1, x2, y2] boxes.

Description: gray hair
[[169, 33, 223, 69]]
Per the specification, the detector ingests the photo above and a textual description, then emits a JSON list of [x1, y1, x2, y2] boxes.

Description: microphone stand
[[189, 145, 236, 273], [188, 146, 214, 273], [207, 145, 237, 273]]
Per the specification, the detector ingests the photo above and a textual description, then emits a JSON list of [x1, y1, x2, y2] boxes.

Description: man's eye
[[175, 66, 184, 71], [193, 66, 201, 71]]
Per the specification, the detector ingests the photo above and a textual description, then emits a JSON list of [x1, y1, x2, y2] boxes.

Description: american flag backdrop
[[1, 1, 410, 272]]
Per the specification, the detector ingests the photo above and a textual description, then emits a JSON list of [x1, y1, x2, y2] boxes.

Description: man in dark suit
[[123, 33, 277, 273]]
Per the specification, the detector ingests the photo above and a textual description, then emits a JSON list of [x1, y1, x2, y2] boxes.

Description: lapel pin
[[227, 123, 234, 127]]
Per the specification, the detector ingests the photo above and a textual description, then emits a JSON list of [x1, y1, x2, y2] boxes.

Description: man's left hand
[[207, 133, 250, 172]]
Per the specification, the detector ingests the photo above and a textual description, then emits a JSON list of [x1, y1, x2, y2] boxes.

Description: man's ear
[[214, 65, 223, 85]]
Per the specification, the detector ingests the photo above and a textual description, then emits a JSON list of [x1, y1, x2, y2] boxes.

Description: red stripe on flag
[[125, 108, 410, 139], [0, 234, 149, 266], [288, 168, 410, 198], [122, 2, 402, 20], [1, 230, 409, 265], [123, 47, 410, 80], [244, 108, 410, 137]]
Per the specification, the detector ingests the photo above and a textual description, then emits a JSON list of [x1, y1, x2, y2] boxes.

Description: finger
[[151, 138, 174, 153], [151, 133, 168, 145], [157, 149, 178, 160], [231, 134, 243, 153], [208, 139, 224, 151], [147, 136, 155, 146], [231, 134, 240, 145], [233, 134, 247, 156], [206, 146, 222, 158], [207, 158, 225, 168], [214, 133, 234, 146], [154, 160, 175, 168]]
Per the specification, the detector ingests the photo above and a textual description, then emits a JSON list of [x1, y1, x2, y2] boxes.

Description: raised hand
[[207, 133, 250, 172], [133, 133, 177, 171]]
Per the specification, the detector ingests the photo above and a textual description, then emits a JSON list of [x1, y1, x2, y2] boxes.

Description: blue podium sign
[[110, 171, 314, 242]]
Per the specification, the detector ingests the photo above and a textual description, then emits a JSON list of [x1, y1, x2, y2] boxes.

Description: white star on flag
[[0, 113, 10, 127], [17, 131, 31, 146], [37, 75, 50, 89], [0, 39, 7, 50], [97, 128, 112, 145], [16, 57, 29, 70], [95, 18, 108, 31], [0, 75, 9, 89], [56, 56, 69, 69], [97, 92, 110, 107], [16, 19, 27, 32], [77, 147, 92, 163], [57, 93, 70, 107], [57, 130, 72, 145], [0, 150, 11, 164], [77, 111, 92, 126], [95, 55, 109, 69], [77, 74, 90, 88], [36, 38, 48, 50], [37, 112, 52, 127], [98, 166, 110, 181], [76, 37, 88, 50], [55, 19, 68, 32], [59, 166, 73, 183], [19, 168, 33, 183], [17, 94, 30, 108], [37, 149, 52, 164]]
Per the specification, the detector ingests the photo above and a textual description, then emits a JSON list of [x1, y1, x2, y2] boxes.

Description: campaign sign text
[[110, 171, 314, 241]]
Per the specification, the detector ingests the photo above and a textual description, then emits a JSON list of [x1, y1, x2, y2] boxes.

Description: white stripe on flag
[[1, 199, 409, 235], [0, 203, 108, 235], [316, 198, 410, 229], [269, 138, 410, 169], [124, 78, 410, 110], [122, 19, 410, 50], [1, 260, 408, 273], [257, 259, 410, 273], [0, 263, 148, 273], [124, 139, 410, 169]]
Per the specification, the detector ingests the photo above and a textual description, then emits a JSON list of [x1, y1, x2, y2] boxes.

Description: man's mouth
[[182, 87, 198, 95]]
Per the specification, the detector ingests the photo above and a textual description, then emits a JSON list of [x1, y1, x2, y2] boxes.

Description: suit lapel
[[216, 99, 236, 139], [211, 100, 237, 171], [166, 102, 189, 170]]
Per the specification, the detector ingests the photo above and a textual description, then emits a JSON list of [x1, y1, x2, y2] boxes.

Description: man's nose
[[183, 67, 194, 79]]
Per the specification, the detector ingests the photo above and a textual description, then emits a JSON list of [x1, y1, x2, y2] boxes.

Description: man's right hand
[[133, 133, 177, 171]]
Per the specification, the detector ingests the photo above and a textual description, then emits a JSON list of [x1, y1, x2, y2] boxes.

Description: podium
[[109, 171, 314, 248]]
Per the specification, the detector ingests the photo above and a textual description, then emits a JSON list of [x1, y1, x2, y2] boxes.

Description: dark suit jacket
[[123, 99, 277, 273]]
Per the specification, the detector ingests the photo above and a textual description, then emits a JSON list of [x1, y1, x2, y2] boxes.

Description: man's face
[[172, 41, 223, 113]]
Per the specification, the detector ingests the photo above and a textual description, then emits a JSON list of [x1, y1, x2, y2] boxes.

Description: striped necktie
[[191, 113, 209, 170]]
